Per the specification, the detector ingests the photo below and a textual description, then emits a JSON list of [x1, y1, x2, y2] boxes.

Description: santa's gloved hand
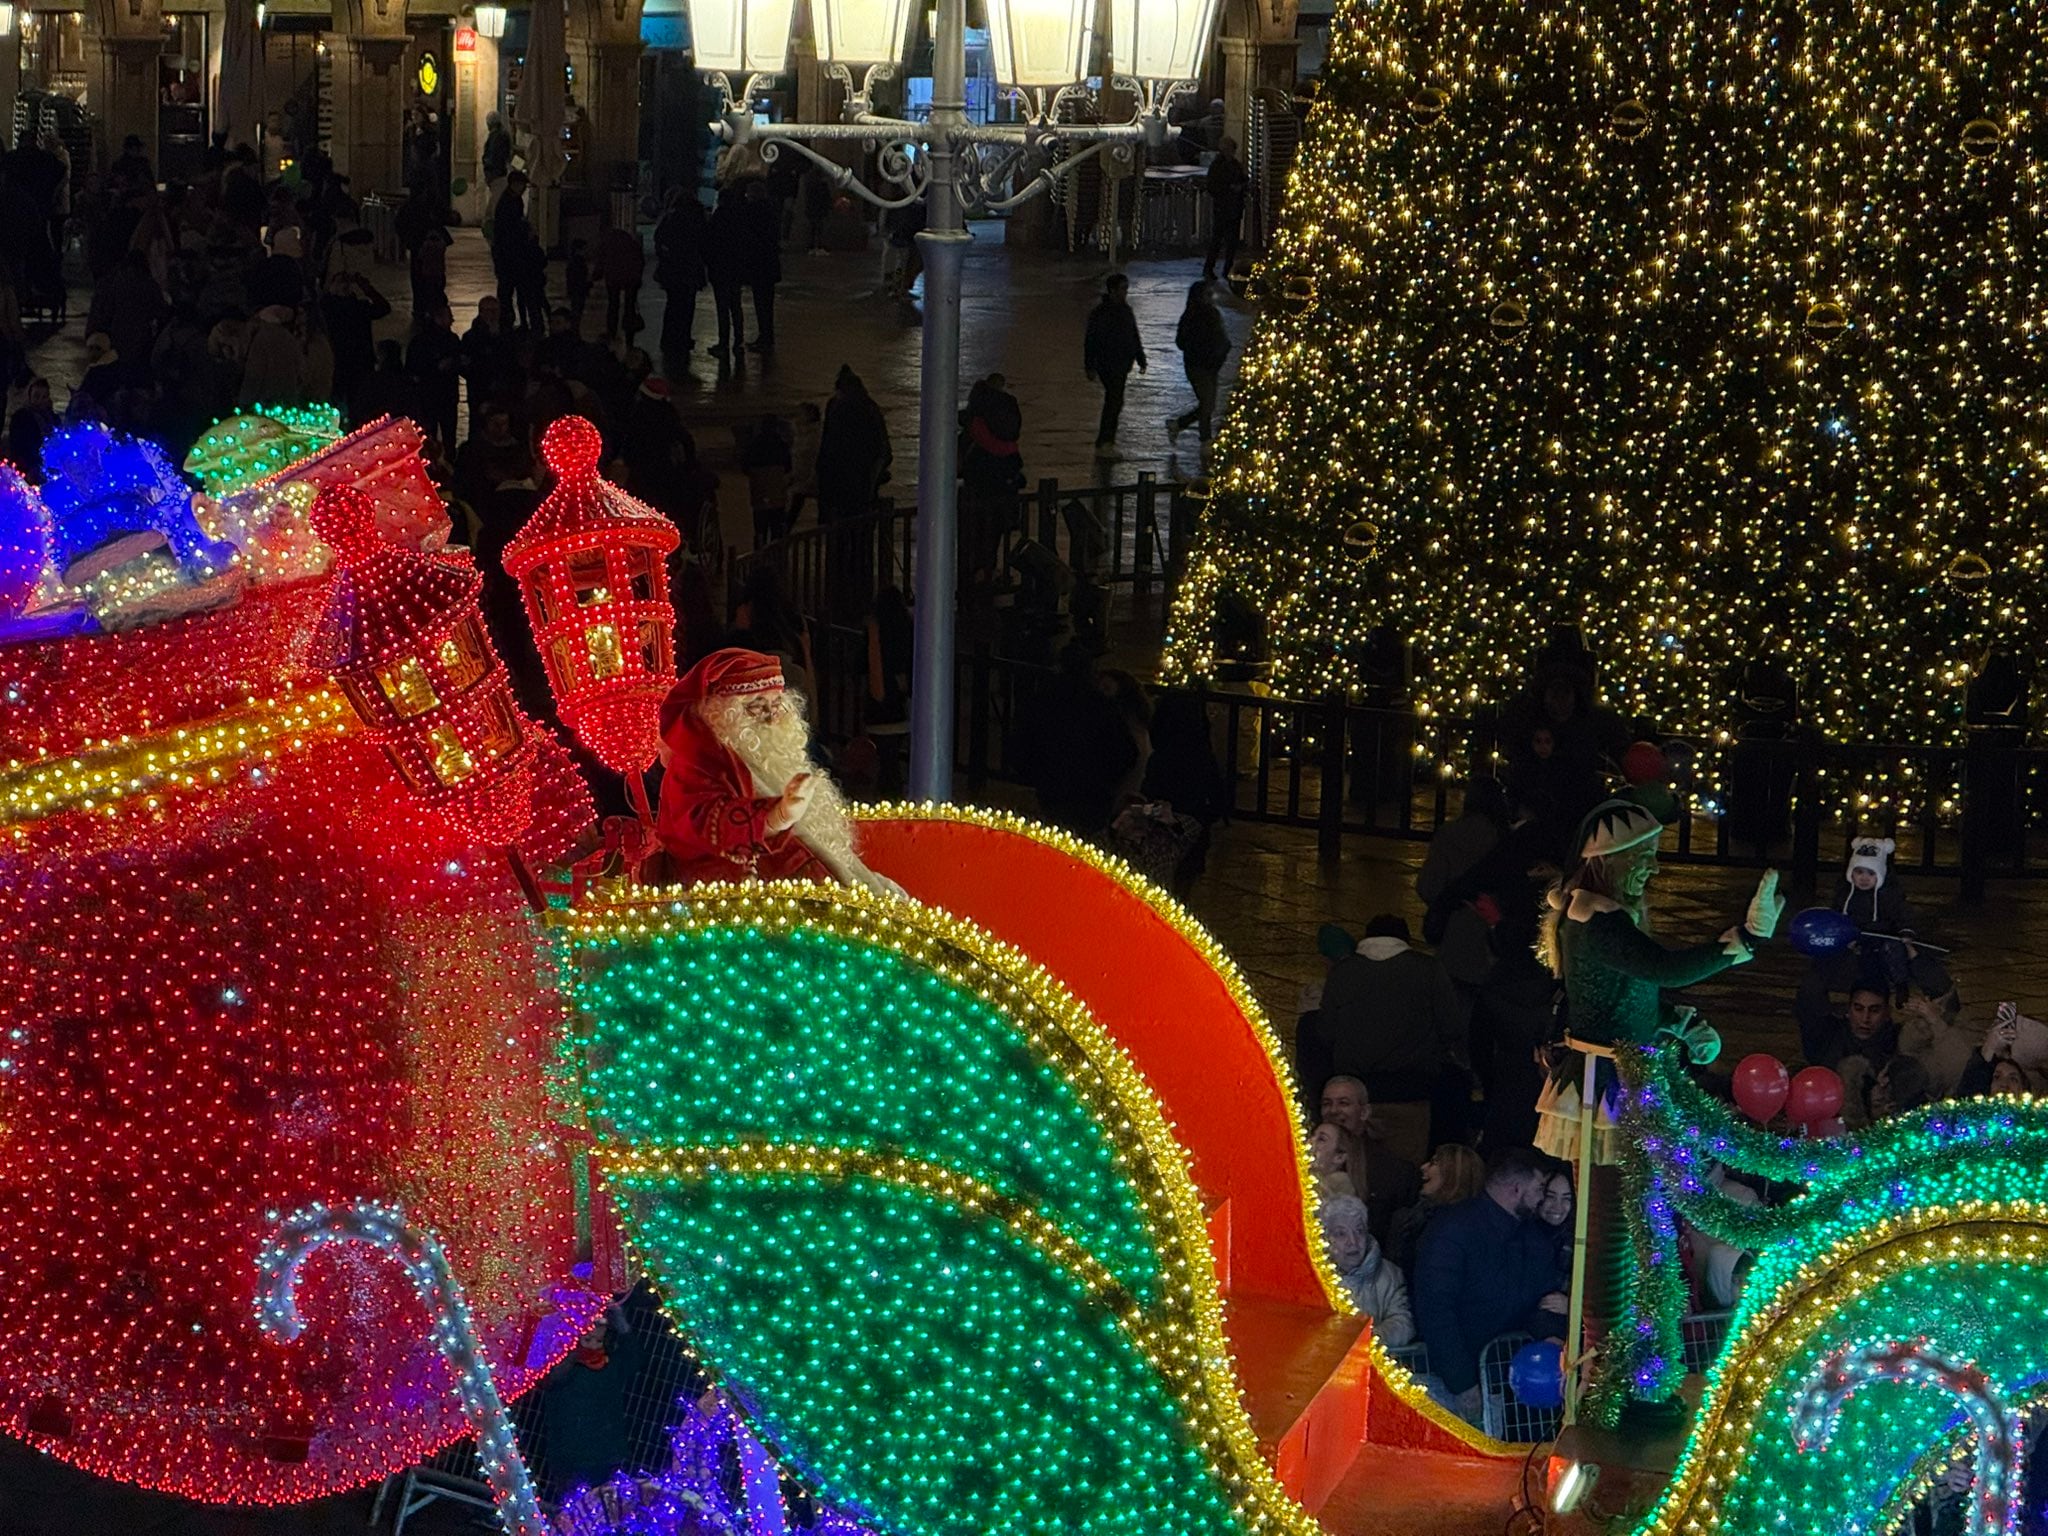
[[1746, 870, 1785, 940]]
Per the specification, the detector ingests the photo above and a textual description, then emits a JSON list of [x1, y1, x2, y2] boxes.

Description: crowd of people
[[1293, 725, 2042, 1429]]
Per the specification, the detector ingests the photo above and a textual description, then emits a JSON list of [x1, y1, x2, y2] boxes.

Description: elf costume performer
[[654, 646, 902, 895], [1535, 800, 1784, 1425]]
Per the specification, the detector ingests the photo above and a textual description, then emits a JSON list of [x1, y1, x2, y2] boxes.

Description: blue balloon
[[1789, 907, 1861, 957], [1509, 1340, 1564, 1409]]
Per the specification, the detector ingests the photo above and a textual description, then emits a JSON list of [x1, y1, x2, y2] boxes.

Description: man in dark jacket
[[1413, 1146, 1567, 1421], [1166, 279, 1230, 445], [654, 189, 707, 364], [1315, 915, 1469, 1154], [492, 170, 545, 330], [406, 302, 464, 448], [1203, 138, 1249, 279], [1083, 273, 1145, 456], [1798, 978, 1899, 1074], [706, 182, 749, 361]]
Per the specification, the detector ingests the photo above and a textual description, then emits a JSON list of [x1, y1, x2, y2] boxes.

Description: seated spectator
[[1385, 1142, 1485, 1277], [1413, 1146, 1568, 1423], [1313, 915, 1469, 1156], [1959, 1004, 2037, 1097], [1308, 1120, 1369, 1202], [1320, 1194, 1415, 1347], [1318, 1074, 1423, 1241], [1897, 985, 1978, 1097], [1798, 978, 1899, 1074]]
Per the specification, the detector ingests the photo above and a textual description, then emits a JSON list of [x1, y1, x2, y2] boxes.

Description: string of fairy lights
[[1165, 0, 2047, 816]]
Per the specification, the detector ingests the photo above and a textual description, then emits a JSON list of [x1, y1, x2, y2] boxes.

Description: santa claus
[[654, 647, 901, 894]]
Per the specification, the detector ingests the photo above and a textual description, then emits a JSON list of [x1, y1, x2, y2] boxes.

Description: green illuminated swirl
[[557, 886, 1320, 1536], [1626, 1050, 2048, 1536]]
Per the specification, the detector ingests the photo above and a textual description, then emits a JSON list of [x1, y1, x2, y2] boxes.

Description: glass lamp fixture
[[1110, 0, 1220, 83], [684, 0, 799, 74], [982, 0, 1092, 88], [472, 2, 506, 36], [813, 0, 917, 68]]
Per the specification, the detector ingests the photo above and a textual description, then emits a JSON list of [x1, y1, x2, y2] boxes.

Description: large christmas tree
[[1166, 0, 2047, 774]]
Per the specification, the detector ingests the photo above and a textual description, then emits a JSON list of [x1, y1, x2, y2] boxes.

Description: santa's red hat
[[658, 648, 784, 744]]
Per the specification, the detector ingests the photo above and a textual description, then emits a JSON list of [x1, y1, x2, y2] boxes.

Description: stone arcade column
[[328, 0, 410, 195], [565, 0, 643, 209], [85, 0, 164, 171]]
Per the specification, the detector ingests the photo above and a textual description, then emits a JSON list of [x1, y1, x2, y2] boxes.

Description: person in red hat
[[653, 646, 901, 893]]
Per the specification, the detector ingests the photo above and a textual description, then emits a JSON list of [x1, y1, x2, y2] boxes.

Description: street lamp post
[[685, 0, 1219, 801]]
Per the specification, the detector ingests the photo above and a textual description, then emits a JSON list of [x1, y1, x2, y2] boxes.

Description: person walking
[[492, 170, 544, 330], [1166, 280, 1230, 448], [706, 182, 748, 363], [596, 221, 646, 341], [481, 111, 513, 203], [740, 179, 782, 352], [1083, 273, 1145, 459], [654, 189, 707, 365], [1202, 137, 1249, 280]]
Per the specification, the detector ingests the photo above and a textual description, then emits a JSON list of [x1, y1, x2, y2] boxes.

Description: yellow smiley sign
[[417, 52, 439, 95]]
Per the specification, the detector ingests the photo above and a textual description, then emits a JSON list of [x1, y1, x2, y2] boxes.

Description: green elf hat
[[1576, 798, 1664, 861]]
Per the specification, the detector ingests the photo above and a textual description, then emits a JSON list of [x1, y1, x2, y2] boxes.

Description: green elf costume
[[1535, 799, 1783, 1424]]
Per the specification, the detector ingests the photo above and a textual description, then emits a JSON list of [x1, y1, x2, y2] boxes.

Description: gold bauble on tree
[[1279, 273, 1319, 314], [1489, 299, 1529, 342], [1341, 518, 1380, 554], [1608, 99, 1653, 142], [1946, 551, 1993, 590], [1405, 85, 1450, 126], [1960, 118, 2003, 159], [1804, 299, 1849, 343]]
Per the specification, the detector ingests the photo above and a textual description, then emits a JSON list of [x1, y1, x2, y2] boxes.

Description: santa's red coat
[[654, 702, 830, 885]]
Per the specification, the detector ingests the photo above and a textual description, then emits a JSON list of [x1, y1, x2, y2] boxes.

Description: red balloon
[[1621, 741, 1668, 785], [1786, 1066, 1846, 1127], [1806, 1116, 1848, 1140], [1732, 1053, 1791, 1122]]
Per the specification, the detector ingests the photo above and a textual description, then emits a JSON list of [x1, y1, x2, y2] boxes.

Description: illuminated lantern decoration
[[312, 484, 534, 845], [503, 415, 679, 788]]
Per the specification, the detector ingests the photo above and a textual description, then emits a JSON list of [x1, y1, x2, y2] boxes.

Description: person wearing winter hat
[[1797, 833, 1952, 1021], [653, 647, 903, 895], [1533, 798, 1783, 1428]]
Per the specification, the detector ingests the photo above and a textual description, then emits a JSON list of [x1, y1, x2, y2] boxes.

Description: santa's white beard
[[701, 692, 862, 880]]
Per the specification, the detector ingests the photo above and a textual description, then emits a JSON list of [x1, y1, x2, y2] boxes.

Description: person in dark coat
[[1166, 279, 1230, 446], [539, 1296, 647, 1497], [492, 171, 545, 330], [1083, 272, 1145, 456], [406, 301, 464, 448], [320, 267, 391, 419], [1412, 1147, 1567, 1421], [596, 222, 646, 341], [739, 178, 781, 352], [1315, 914, 1470, 1152], [815, 365, 892, 523], [1798, 978, 1899, 1074], [350, 339, 419, 430], [706, 182, 749, 362], [653, 189, 707, 364], [1202, 137, 1248, 279], [1011, 644, 1139, 837]]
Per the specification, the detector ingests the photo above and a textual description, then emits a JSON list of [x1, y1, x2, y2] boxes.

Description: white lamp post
[[683, 0, 1218, 800]]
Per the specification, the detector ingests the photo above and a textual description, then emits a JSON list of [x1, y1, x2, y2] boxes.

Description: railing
[[795, 637, 2048, 891], [729, 472, 1193, 630]]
